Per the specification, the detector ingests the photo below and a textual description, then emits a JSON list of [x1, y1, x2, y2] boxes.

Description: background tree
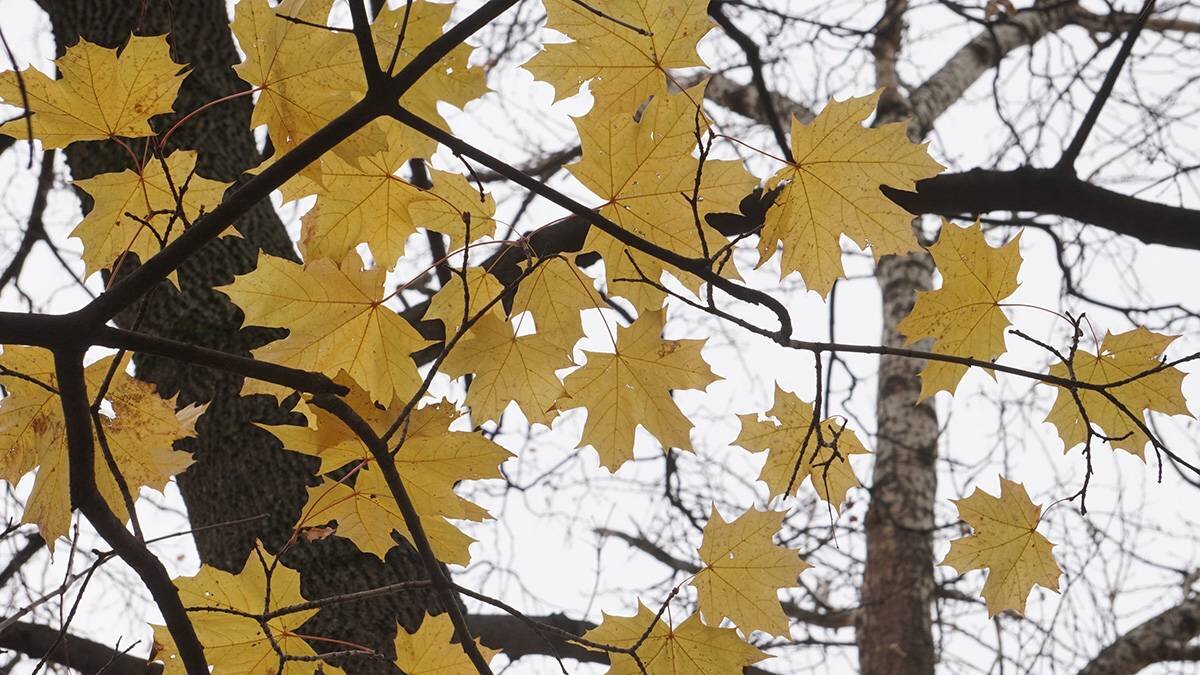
[[0, 0, 1198, 674]]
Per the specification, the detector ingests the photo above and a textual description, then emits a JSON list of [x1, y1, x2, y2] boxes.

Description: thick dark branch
[[884, 167, 1200, 251], [93, 326, 346, 396], [0, 619, 161, 674], [53, 350, 207, 674]]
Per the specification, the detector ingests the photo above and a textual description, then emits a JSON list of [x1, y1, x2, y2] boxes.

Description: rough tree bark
[[38, 2, 438, 670]]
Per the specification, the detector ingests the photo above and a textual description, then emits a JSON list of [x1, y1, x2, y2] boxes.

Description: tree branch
[[884, 167, 1200, 251], [1077, 593, 1200, 675], [0, 619, 161, 674], [53, 350, 207, 674]]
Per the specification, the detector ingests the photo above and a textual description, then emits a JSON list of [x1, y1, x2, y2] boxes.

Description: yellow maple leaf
[[898, 220, 1022, 399], [571, 88, 755, 310], [733, 386, 868, 508], [558, 309, 718, 471], [286, 124, 496, 265], [510, 255, 604, 347], [72, 151, 229, 285], [152, 544, 344, 674], [583, 602, 769, 674], [1044, 328, 1191, 458], [529, 0, 714, 113], [232, 0, 364, 162], [693, 507, 809, 637], [0, 349, 197, 547], [371, 1, 488, 158], [0, 35, 184, 147], [757, 90, 944, 297], [294, 401, 509, 565], [941, 478, 1061, 617], [220, 253, 433, 404], [261, 377, 456, 474], [423, 267, 508, 335], [441, 314, 572, 427], [393, 613, 499, 673]]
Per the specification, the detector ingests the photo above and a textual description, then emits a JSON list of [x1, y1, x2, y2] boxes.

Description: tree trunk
[[39, 2, 437, 669], [856, 2, 940, 673]]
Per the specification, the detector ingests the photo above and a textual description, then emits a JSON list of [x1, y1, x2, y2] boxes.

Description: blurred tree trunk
[[37, 1, 437, 670], [856, 2, 939, 673]]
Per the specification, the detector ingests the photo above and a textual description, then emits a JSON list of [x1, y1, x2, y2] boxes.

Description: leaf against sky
[[571, 87, 755, 311], [232, 0, 363, 163], [423, 267, 508, 336], [529, 0, 714, 114], [152, 544, 343, 674], [72, 151, 229, 286], [441, 313, 573, 427], [583, 602, 770, 675], [296, 402, 510, 565], [941, 478, 1061, 617], [1043, 328, 1191, 458], [371, 1, 488, 159], [281, 124, 497, 265], [0, 349, 196, 548], [898, 220, 1023, 399], [558, 309, 718, 471], [757, 90, 944, 297], [733, 386, 868, 509], [693, 506, 809, 637], [0, 35, 184, 147], [510, 255, 604, 347], [393, 613, 499, 674], [221, 253, 432, 405]]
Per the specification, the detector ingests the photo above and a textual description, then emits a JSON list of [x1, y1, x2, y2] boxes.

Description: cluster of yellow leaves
[[0, 0, 1196, 671], [0, 348, 199, 548]]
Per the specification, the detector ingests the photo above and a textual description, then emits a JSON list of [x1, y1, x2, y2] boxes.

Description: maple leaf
[[286, 124, 496, 265], [558, 309, 718, 471], [570, 88, 755, 310], [290, 400, 509, 565], [733, 386, 868, 508], [393, 613, 499, 673], [370, 2, 488, 158], [941, 478, 1061, 617], [757, 90, 944, 297], [510, 255, 604, 346], [1043, 328, 1191, 458], [152, 544, 344, 674], [232, 0, 364, 162], [423, 267, 508, 335], [220, 253, 432, 404], [0, 349, 196, 547], [72, 151, 229, 285], [0, 35, 184, 147], [529, 0, 714, 113], [898, 220, 1022, 399], [441, 314, 572, 427], [583, 602, 769, 675], [693, 506, 809, 637]]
